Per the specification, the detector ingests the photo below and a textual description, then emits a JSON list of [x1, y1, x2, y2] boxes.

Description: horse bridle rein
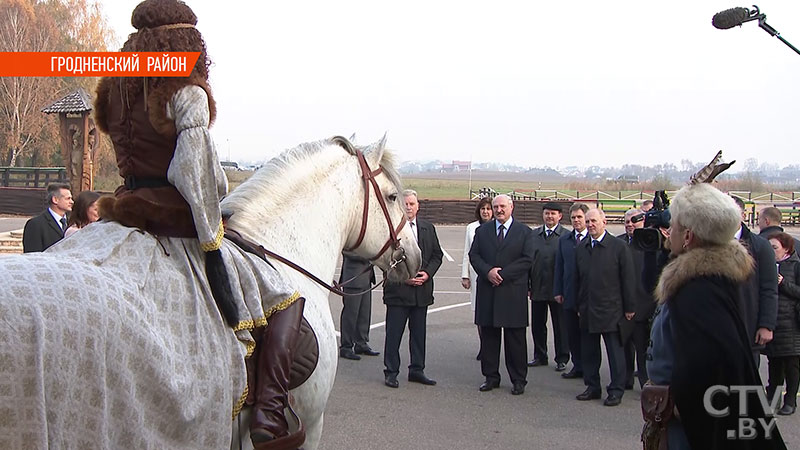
[[225, 136, 408, 297]]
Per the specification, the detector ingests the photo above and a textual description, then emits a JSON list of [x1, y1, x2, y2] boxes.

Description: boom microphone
[[712, 7, 750, 29]]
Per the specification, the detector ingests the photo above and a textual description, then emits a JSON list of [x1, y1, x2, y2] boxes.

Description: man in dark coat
[[22, 183, 73, 253], [575, 208, 635, 406], [469, 194, 534, 395], [339, 254, 379, 360], [528, 202, 569, 371], [758, 206, 800, 255], [732, 196, 778, 367], [553, 202, 590, 379], [617, 208, 655, 390], [382, 190, 443, 388]]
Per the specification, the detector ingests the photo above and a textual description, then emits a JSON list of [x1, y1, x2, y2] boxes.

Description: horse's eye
[[388, 193, 398, 202]]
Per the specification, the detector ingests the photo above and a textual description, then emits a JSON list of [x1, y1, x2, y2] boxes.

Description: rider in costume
[[94, 0, 304, 445]]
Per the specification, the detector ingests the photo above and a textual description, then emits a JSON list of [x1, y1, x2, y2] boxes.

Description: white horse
[[0, 136, 420, 450]]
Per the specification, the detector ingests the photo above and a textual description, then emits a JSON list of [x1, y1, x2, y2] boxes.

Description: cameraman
[[618, 209, 656, 390]]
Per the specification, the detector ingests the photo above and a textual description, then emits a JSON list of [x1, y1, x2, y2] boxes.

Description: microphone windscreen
[[712, 7, 749, 30]]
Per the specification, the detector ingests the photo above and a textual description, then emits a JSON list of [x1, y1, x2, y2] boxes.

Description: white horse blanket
[[0, 221, 297, 449]]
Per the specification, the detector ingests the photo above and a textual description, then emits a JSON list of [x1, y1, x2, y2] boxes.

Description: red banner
[[0, 52, 201, 77]]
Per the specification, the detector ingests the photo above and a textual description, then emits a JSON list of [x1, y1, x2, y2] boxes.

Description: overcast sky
[[101, 1, 800, 170]]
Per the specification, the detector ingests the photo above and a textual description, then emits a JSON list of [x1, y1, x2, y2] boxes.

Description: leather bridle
[[335, 136, 407, 267], [224, 136, 408, 297]]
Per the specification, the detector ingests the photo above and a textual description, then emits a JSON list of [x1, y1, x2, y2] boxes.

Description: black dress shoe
[[576, 388, 602, 401], [777, 404, 796, 416], [384, 375, 399, 388], [555, 362, 567, 372], [339, 348, 361, 360], [527, 358, 548, 367], [511, 382, 525, 395], [479, 380, 500, 392], [408, 372, 437, 386], [561, 369, 583, 379], [354, 345, 380, 356], [604, 394, 622, 406]]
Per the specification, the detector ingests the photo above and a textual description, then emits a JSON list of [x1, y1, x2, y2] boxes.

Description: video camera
[[632, 190, 671, 253]]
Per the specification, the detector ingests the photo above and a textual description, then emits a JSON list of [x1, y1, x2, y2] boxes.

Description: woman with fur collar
[[646, 183, 786, 449]]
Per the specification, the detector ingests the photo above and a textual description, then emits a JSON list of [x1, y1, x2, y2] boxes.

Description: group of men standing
[[467, 197, 649, 406], [337, 193, 653, 406]]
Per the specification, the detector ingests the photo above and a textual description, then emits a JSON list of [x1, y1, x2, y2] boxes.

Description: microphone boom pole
[[712, 5, 800, 56]]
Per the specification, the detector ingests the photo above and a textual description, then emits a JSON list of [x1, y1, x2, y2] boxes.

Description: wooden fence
[[1, 167, 67, 188]]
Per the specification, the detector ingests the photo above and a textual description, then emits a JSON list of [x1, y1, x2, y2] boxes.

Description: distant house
[[440, 160, 472, 172], [616, 175, 640, 184]]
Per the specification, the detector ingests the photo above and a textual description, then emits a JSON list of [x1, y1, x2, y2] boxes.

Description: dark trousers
[[531, 301, 570, 364], [564, 308, 583, 373], [624, 322, 650, 389], [582, 330, 626, 397], [340, 291, 372, 350], [384, 305, 428, 377], [767, 355, 800, 408], [479, 326, 527, 385]]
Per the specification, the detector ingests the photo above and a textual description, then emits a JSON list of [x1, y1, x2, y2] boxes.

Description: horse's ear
[[363, 132, 388, 167]]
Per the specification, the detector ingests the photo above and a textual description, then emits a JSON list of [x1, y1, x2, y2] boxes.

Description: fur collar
[[655, 240, 753, 303]]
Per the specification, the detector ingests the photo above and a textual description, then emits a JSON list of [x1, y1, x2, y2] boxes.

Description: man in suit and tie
[[528, 202, 570, 372], [575, 208, 635, 406], [383, 190, 443, 388], [617, 208, 654, 390], [339, 254, 380, 360], [23, 183, 74, 253], [469, 194, 534, 395], [553, 202, 589, 379]]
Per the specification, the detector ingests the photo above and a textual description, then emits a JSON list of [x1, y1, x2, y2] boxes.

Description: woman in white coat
[[461, 197, 494, 359]]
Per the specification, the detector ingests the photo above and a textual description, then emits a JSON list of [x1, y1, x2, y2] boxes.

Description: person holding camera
[[382, 190, 443, 389], [617, 208, 655, 390]]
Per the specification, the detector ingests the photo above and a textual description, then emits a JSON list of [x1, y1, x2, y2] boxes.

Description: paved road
[[319, 224, 799, 450], [0, 216, 29, 233]]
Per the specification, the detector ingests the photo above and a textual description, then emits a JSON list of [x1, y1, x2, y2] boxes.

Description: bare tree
[[0, 0, 59, 166]]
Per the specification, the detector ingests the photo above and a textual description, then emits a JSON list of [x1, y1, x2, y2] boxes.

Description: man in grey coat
[[470, 195, 535, 395], [528, 202, 570, 371], [575, 208, 635, 407]]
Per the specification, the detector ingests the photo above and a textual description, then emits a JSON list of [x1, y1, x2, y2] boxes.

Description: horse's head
[[343, 135, 421, 282]]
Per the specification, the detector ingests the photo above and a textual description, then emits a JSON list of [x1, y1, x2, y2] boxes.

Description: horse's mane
[[222, 137, 402, 222]]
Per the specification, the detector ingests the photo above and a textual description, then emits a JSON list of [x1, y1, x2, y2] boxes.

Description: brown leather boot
[[250, 297, 305, 445]]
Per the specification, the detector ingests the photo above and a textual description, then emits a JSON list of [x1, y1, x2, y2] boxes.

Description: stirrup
[[253, 400, 305, 450]]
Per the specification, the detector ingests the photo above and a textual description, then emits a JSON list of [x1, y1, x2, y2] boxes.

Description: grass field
[[225, 170, 797, 207]]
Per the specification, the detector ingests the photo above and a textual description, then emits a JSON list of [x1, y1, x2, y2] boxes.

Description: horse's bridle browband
[[224, 136, 407, 297]]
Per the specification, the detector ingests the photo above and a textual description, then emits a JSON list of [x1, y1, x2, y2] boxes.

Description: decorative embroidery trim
[[201, 221, 225, 252], [263, 291, 301, 320], [232, 385, 249, 420]]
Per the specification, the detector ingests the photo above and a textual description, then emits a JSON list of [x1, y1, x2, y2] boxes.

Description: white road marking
[[333, 301, 471, 336], [440, 246, 454, 262]]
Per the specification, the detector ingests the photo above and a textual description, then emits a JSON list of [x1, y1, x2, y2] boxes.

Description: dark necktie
[[591, 239, 598, 248], [546, 229, 552, 238], [497, 224, 505, 243], [60, 217, 67, 232]]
